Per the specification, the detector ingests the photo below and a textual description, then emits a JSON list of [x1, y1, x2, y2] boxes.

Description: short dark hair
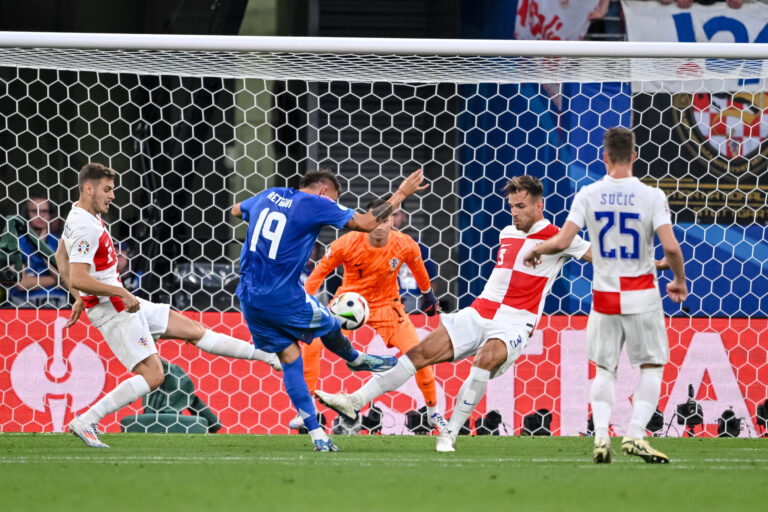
[[300, 169, 342, 194], [603, 127, 635, 164], [78, 162, 116, 192], [365, 198, 387, 211], [502, 175, 544, 199]]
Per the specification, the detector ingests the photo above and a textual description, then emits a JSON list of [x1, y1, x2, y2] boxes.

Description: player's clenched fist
[[120, 290, 141, 313]]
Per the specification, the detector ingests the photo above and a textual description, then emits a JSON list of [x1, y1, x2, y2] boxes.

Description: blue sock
[[319, 324, 360, 362], [282, 356, 320, 432]]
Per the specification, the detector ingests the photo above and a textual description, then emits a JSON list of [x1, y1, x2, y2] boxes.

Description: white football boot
[[314, 390, 359, 421], [69, 416, 109, 448], [435, 427, 456, 452]]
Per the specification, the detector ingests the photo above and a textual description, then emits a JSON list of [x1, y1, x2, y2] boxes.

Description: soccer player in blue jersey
[[232, 168, 427, 451]]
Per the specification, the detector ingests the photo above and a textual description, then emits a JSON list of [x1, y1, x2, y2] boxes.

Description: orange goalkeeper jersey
[[304, 230, 431, 309]]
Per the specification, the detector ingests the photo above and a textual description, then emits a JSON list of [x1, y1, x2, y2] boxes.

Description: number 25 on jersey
[[594, 211, 640, 260]]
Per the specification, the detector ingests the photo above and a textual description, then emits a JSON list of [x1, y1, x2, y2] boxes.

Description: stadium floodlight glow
[[0, 33, 766, 437]]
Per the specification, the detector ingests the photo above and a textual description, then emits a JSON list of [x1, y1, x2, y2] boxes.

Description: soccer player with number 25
[[524, 127, 687, 464]]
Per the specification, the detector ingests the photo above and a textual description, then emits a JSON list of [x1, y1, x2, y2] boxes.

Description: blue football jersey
[[236, 187, 354, 307]]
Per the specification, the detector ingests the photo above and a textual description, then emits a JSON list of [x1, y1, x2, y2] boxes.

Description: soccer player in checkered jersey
[[56, 163, 282, 448], [316, 175, 594, 452], [524, 127, 687, 464]]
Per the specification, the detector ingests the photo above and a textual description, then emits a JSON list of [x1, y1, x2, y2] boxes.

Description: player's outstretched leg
[[165, 311, 281, 370], [70, 373, 152, 448], [195, 330, 282, 371], [315, 354, 418, 420], [319, 325, 396, 372]]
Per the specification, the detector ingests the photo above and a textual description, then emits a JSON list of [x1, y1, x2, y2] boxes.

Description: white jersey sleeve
[[565, 190, 588, 230], [651, 188, 672, 231], [564, 233, 590, 260], [64, 222, 100, 265]]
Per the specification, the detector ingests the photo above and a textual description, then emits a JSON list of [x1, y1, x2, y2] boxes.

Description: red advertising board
[[1, 309, 766, 437]]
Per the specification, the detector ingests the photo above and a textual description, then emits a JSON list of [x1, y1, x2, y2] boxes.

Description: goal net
[[1, 34, 765, 437]]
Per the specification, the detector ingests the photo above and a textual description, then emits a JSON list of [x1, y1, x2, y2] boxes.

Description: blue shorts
[[241, 292, 340, 353]]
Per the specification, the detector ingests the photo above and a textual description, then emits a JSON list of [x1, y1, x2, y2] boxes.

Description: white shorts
[[441, 307, 528, 379], [587, 308, 668, 370], [97, 298, 170, 371]]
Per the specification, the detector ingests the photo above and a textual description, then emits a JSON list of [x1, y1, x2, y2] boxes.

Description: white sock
[[447, 366, 490, 433], [350, 355, 416, 410], [627, 367, 664, 439], [196, 330, 263, 360], [308, 427, 329, 443], [80, 375, 150, 425], [590, 367, 616, 442]]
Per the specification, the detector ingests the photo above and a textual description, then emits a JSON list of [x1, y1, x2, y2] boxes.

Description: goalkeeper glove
[[420, 290, 439, 316]]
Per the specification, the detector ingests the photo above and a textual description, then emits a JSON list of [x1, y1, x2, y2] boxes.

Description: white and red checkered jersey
[[471, 219, 590, 334], [566, 175, 671, 315], [62, 204, 126, 326]]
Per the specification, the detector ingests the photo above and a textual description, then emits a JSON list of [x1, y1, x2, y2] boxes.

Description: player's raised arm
[[231, 202, 243, 218], [346, 168, 428, 232], [656, 224, 687, 303]]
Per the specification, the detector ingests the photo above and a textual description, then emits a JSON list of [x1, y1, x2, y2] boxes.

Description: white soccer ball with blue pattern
[[329, 292, 370, 330]]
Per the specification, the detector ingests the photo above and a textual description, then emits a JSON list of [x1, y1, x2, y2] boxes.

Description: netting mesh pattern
[[0, 48, 766, 437], [1, 47, 767, 83]]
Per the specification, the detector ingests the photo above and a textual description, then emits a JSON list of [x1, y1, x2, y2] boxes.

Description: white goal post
[[0, 32, 765, 438]]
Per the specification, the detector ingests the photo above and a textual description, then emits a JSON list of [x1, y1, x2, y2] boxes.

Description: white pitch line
[[1, 454, 766, 466]]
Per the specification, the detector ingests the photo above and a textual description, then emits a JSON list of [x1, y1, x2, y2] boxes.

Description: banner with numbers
[[623, 0, 768, 93]]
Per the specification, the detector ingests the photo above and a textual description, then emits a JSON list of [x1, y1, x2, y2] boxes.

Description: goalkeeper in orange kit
[[291, 199, 446, 432]]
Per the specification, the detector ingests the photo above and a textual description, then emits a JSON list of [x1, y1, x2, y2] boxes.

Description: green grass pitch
[[1, 434, 765, 511]]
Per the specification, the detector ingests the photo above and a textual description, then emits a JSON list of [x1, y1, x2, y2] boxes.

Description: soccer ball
[[329, 292, 370, 330]]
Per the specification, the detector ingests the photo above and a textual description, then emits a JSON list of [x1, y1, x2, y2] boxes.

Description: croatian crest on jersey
[[389, 258, 400, 272], [137, 337, 149, 348], [672, 92, 768, 178], [75, 240, 91, 255]]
